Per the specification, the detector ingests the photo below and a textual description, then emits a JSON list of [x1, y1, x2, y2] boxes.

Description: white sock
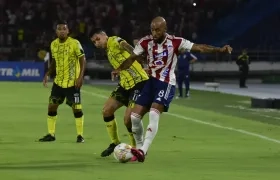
[[131, 112, 144, 149], [141, 108, 160, 154]]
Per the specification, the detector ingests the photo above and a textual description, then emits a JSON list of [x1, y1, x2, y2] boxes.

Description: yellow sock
[[47, 115, 57, 136], [128, 132, 136, 148], [75, 115, 84, 136], [105, 118, 120, 145]]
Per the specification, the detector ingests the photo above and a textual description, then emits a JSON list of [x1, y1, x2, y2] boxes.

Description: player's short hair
[[56, 20, 68, 26], [89, 28, 106, 37]]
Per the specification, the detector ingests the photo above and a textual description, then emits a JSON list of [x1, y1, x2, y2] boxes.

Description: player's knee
[[73, 110, 83, 118], [48, 111, 57, 116], [103, 115, 115, 122], [103, 106, 115, 122], [48, 104, 58, 112], [102, 106, 115, 117]]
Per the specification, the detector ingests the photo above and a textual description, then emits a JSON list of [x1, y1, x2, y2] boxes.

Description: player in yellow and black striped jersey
[[39, 21, 86, 143], [90, 29, 149, 157]]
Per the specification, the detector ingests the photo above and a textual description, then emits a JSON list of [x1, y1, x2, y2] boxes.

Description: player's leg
[[132, 80, 176, 162], [65, 87, 85, 143], [39, 83, 65, 142], [100, 86, 126, 156], [176, 73, 183, 98], [124, 81, 148, 148], [123, 107, 136, 147], [130, 102, 162, 162], [184, 74, 190, 97], [130, 80, 152, 150]]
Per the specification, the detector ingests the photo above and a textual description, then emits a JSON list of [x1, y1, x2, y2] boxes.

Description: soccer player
[[176, 52, 197, 98], [90, 29, 149, 157], [113, 16, 232, 162], [39, 21, 86, 143]]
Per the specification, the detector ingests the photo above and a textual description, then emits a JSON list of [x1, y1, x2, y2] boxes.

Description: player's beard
[[58, 35, 68, 42], [154, 35, 165, 44]]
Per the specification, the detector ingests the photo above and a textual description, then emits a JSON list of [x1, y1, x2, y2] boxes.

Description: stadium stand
[[0, 0, 258, 61]]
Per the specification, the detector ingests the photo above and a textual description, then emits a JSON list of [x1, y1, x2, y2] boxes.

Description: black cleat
[[76, 135, 84, 143], [39, 134, 55, 142], [101, 143, 118, 157]]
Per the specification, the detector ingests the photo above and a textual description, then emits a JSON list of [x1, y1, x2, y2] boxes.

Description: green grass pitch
[[0, 82, 280, 180]]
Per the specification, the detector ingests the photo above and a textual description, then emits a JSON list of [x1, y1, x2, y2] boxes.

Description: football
[[113, 143, 133, 163]]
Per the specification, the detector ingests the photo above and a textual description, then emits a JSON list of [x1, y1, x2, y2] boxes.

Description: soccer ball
[[113, 143, 133, 163]]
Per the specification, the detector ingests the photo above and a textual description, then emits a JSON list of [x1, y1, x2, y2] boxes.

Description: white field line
[[81, 90, 280, 144], [225, 105, 280, 120]]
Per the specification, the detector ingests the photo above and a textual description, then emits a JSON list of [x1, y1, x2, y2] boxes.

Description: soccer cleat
[[130, 151, 148, 162], [101, 143, 118, 157], [76, 135, 84, 143], [39, 134, 56, 142], [130, 156, 138, 162], [131, 148, 145, 162]]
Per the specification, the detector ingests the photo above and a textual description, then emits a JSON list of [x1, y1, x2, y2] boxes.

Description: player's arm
[[78, 55, 86, 77], [191, 44, 233, 54], [116, 41, 145, 71], [179, 38, 232, 54], [45, 45, 56, 77], [75, 40, 86, 78], [117, 53, 139, 71], [74, 40, 86, 88], [119, 40, 134, 54], [46, 58, 56, 76], [119, 39, 145, 66], [43, 45, 55, 87]]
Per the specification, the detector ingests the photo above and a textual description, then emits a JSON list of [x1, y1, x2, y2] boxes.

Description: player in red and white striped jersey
[[134, 34, 193, 85], [113, 16, 232, 162]]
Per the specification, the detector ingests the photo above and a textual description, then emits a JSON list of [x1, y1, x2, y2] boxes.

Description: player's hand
[[220, 45, 233, 54], [75, 77, 83, 89], [43, 75, 48, 87], [111, 70, 120, 81]]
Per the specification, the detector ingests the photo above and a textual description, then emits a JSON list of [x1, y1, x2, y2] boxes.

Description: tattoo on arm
[[120, 41, 134, 54], [191, 44, 221, 53], [118, 53, 139, 71]]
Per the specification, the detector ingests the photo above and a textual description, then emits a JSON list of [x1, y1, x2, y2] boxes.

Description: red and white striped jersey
[[133, 34, 193, 85]]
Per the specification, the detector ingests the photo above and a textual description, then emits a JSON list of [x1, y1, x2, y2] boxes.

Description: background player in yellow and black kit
[[39, 21, 86, 143], [90, 29, 149, 157]]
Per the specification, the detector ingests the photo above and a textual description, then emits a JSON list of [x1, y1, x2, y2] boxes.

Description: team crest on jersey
[[162, 68, 169, 77], [154, 50, 168, 59]]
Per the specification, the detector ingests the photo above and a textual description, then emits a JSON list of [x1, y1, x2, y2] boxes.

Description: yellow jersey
[[107, 36, 149, 90], [50, 37, 85, 88]]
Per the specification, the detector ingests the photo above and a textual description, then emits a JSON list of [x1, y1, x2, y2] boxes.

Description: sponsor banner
[[0, 61, 45, 81]]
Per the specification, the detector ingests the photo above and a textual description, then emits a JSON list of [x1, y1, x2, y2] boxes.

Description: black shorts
[[49, 83, 82, 109], [110, 80, 147, 107]]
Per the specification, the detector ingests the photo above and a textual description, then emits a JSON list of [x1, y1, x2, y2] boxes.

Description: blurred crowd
[[0, 0, 249, 60]]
